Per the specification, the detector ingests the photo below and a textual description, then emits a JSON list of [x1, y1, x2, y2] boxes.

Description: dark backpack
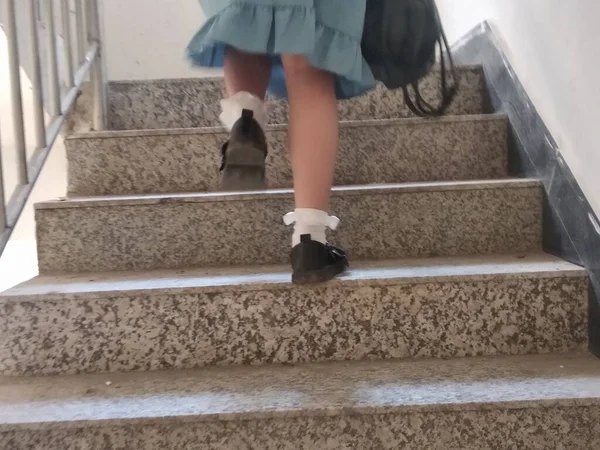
[[361, 0, 457, 117]]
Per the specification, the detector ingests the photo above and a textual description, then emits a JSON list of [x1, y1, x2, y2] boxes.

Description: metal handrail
[[0, 0, 106, 254]]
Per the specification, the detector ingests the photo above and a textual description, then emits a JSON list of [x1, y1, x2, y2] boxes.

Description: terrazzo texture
[[66, 115, 508, 196], [3, 406, 600, 450], [3, 253, 584, 298], [107, 67, 485, 130], [35, 181, 543, 273], [1, 352, 598, 425], [0, 257, 586, 375], [1, 353, 600, 448]]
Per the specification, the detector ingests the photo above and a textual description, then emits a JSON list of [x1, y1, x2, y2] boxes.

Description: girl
[[187, 0, 376, 284]]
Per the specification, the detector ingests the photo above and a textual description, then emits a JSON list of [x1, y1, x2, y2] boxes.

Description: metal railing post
[[28, 0, 47, 152], [4, 0, 29, 185], [61, 0, 75, 88], [0, 126, 6, 232], [44, 0, 62, 118], [75, 0, 86, 63], [88, 0, 106, 131], [0, 0, 107, 255]]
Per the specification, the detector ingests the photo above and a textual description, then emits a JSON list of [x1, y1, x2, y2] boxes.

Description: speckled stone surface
[[3, 407, 599, 450], [3, 253, 583, 298], [1, 353, 599, 449], [35, 180, 543, 273], [66, 115, 508, 196], [0, 254, 586, 375], [107, 67, 486, 130]]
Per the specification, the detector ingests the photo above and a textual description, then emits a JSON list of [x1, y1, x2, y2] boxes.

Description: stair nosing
[[1, 351, 598, 431], [1, 253, 586, 301], [66, 113, 507, 141], [35, 179, 539, 210], [106, 65, 484, 87], [5, 398, 598, 432]]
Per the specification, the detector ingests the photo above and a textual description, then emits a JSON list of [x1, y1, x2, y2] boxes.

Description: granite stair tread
[[33, 179, 544, 273], [106, 66, 486, 130], [0, 253, 588, 376], [68, 113, 505, 140], [0, 253, 586, 300], [1, 351, 599, 430], [65, 114, 509, 196]]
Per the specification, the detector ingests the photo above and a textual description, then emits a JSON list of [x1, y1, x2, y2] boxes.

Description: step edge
[[1, 254, 586, 302], [1, 351, 597, 432], [35, 179, 540, 211], [106, 65, 484, 88], [66, 113, 507, 141], [3, 398, 599, 433]]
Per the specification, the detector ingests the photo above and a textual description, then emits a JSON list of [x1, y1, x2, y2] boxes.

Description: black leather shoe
[[291, 234, 349, 284], [220, 109, 268, 191]]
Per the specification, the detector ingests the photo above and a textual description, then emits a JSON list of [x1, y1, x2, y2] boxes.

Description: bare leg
[[282, 54, 339, 210], [224, 47, 271, 99], [280, 55, 347, 284]]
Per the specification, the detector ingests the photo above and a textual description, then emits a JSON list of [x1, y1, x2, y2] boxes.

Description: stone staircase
[[1, 66, 600, 449]]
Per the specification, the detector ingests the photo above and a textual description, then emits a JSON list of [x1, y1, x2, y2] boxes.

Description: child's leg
[[281, 55, 347, 284], [282, 55, 339, 211], [224, 47, 271, 100], [219, 47, 272, 190]]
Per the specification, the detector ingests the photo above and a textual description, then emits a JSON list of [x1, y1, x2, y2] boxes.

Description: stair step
[[66, 115, 508, 196], [2, 352, 599, 449], [0, 253, 586, 376], [35, 179, 543, 274], [107, 66, 486, 130]]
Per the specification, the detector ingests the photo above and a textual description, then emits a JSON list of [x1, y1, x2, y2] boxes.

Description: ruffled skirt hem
[[186, 3, 375, 99]]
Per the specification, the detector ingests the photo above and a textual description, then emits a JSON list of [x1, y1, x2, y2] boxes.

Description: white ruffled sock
[[283, 208, 340, 247], [220, 91, 268, 131]]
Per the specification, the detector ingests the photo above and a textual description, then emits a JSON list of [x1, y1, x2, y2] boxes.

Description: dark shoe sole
[[221, 165, 266, 191], [221, 142, 266, 191], [292, 260, 347, 285]]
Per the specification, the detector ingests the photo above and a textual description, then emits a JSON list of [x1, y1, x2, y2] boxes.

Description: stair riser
[[107, 68, 486, 130], [36, 185, 542, 273], [3, 405, 599, 449], [66, 117, 507, 196], [0, 275, 586, 376]]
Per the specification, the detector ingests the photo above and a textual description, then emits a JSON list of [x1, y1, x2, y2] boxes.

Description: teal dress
[[187, 0, 376, 99]]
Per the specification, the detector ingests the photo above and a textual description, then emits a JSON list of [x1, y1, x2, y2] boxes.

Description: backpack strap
[[403, 5, 458, 117]]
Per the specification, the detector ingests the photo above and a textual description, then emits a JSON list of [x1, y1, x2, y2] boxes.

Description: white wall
[[436, 0, 600, 217], [100, 0, 214, 80]]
